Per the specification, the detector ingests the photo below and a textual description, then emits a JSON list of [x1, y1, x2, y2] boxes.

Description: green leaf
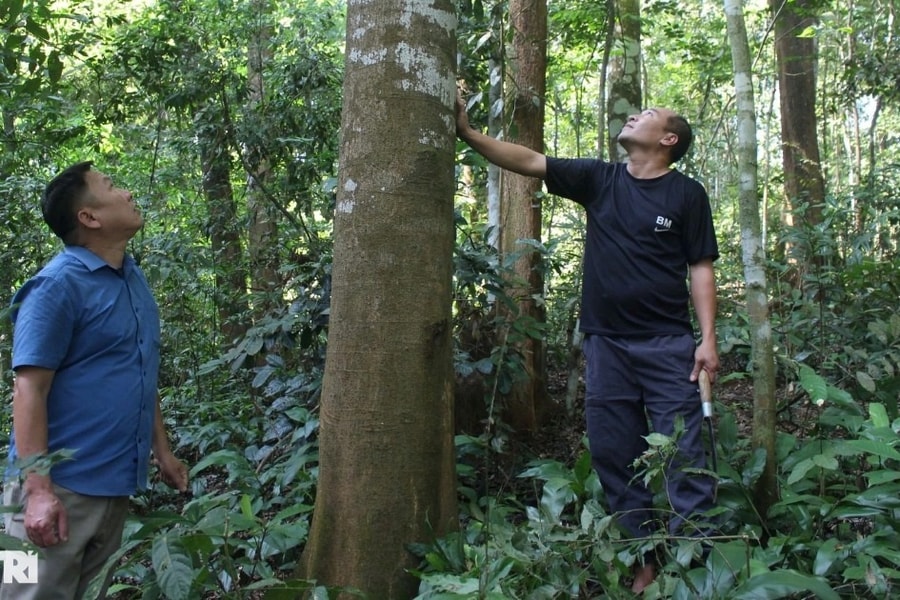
[[856, 370, 876, 393], [827, 505, 883, 520], [868, 403, 890, 428], [704, 541, 748, 593], [473, 357, 493, 374], [826, 385, 859, 409], [890, 313, 900, 338], [787, 458, 815, 485], [416, 572, 482, 594], [839, 439, 900, 462], [15, 448, 76, 476], [863, 469, 900, 486], [742, 448, 767, 487], [645, 432, 671, 447], [273, 503, 315, 521], [572, 447, 593, 485], [1, 0, 25, 25], [539, 477, 576, 522], [480, 556, 516, 592], [189, 449, 248, 476], [813, 538, 846, 576], [847, 482, 900, 510], [23, 16, 50, 41], [798, 365, 828, 405], [47, 50, 63, 83], [127, 510, 190, 539], [152, 535, 194, 600], [178, 533, 215, 558], [195, 358, 223, 376], [0, 531, 31, 551], [240, 493, 255, 519], [812, 453, 839, 469], [732, 569, 839, 600]]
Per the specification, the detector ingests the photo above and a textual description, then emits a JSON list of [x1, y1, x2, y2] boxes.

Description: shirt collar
[[63, 245, 134, 273]]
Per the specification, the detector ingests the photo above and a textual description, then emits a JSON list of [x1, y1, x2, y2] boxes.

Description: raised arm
[[456, 94, 547, 179]]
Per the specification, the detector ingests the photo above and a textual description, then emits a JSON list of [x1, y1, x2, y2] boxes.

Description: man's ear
[[76, 207, 101, 230], [660, 132, 678, 148]]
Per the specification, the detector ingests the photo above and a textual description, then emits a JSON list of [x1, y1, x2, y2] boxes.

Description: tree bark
[[770, 0, 826, 270], [487, 56, 502, 250], [499, 0, 550, 432], [246, 0, 280, 315], [606, 0, 642, 162], [299, 0, 459, 596], [198, 108, 249, 345], [724, 0, 779, 524]]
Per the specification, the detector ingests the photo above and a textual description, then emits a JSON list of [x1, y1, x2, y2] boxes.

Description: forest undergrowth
[[471, 352, 806, 525]]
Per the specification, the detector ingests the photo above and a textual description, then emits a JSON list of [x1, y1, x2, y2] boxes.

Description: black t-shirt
[[545, 158, 719, 336]]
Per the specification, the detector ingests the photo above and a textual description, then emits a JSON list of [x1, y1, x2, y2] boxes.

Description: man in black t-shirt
[[456, 96, 719, 593]]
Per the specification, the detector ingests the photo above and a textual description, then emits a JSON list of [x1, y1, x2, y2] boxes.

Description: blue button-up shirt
[[8, 246, 159, 496]]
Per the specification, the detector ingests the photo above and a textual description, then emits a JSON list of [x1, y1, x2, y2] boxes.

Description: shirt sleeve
[[11, 277, 76, 371], [545, 157, 611, 206], [682, 179, 719, 264]]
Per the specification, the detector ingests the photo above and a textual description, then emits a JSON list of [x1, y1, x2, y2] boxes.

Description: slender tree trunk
[[299, 0, 459, 596], [606, 0, 642, 162], [596, 0, 615, 160], [841, 0, 863, 233], [198, 109, 249, 344], [724, 0, 779, 524], [487, 56, 502, 250], [499, 0, 550, 432], [246, 0, 279, 314]]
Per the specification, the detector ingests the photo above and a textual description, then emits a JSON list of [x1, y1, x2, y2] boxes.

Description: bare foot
[[631, 562, 656, 594]]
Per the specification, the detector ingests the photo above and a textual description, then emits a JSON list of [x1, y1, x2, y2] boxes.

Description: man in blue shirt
[[456, 97, 719, 593], [2, 162, 189, 599]]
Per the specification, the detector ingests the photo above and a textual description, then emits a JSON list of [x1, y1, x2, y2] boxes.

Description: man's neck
[[624, 152, 672, 179]]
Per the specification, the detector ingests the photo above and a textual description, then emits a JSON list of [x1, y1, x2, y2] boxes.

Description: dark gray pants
[[583, 333, 715, 540]]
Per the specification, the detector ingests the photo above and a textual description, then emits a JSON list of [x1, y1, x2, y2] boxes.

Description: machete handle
[[698, 369, 713, 418]]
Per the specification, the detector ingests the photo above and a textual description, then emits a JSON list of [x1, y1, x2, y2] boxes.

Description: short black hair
[[665, 115, 693, 163], [42, 161, 94, 241]]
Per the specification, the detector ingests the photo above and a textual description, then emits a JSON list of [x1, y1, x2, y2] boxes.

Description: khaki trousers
[[0, 482, 128, 600]]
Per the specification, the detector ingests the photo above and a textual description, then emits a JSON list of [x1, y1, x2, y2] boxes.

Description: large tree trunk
[[606, 0, 642, 162], [499, 0, 550, 432], [770, 0, 826, 273], [298, 0, 459, 596], [724, 0, 779, 524]]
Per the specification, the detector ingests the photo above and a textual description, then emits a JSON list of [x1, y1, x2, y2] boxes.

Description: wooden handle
[[698, 369, 712, 404], [699, 370, 714, 418]]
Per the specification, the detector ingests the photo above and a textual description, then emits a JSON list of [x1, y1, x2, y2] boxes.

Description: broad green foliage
[[77, 403, 322, 598], [415, 389, 900, 598]]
